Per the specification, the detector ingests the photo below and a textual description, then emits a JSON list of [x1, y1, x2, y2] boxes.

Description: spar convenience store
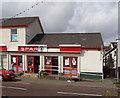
[[0, 16, 104, 79]]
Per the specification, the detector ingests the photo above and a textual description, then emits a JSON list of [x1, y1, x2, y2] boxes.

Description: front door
[[45, 56, 52, 75], [63, 57, 78, 76], [11, 55, 23, 73], [27, 56, 34, 73]]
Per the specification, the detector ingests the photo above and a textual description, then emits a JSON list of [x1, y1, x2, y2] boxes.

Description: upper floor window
[[11, 29, 17, 41]]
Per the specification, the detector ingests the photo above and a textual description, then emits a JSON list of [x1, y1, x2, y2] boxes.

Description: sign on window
[[65, 58, 69, 65]]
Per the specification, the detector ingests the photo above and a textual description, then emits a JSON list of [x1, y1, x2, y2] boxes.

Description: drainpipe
[[116, 45, 119, 82], [8, 51, 9, 70]]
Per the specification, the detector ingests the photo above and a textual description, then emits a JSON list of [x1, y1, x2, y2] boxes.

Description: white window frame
[[11, 28, 18, 41]]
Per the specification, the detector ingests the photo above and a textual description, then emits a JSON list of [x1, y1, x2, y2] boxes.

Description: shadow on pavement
[[2, 78, 22, 82]]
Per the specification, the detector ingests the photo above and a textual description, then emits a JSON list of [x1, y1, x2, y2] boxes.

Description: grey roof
[[28, 33, 104, 48], [0, 16, 39, 27]]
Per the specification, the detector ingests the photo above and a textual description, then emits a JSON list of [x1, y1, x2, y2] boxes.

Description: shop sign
[[60, 47, 81, 52], [18, 46, 47, 52], [0, 46, 7, 51]]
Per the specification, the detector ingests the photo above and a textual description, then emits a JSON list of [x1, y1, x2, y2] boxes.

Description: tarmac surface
[[19, 77, 117, 89], [1, 77, 119, 96]]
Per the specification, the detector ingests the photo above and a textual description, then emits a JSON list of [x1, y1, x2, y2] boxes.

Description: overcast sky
[[2, 1, 118, 46]]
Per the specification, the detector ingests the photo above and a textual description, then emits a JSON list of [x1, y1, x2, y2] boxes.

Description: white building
[[0, 16, 104, 79]]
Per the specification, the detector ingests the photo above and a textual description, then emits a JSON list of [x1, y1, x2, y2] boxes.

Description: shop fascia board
[[59, 44, 81, 47], [18, 44, 47, 47], [0, 44, 6, 46]]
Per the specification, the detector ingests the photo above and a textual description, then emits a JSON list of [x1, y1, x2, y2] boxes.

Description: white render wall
[[80, 49, 103, 73], [0, 28, 26, 51], [26, 19, 43, 43]]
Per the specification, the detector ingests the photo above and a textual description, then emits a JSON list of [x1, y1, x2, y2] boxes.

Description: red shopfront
[[63, 57, 78, 76], [11, 55, 23, 73], [18, 45, 44, 73], [60, 45, 80, 76], [45, 56, 58, 75], [27, 56, 40, 73]]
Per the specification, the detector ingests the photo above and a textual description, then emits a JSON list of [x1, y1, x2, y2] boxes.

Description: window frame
[[11, 28, 18, 41]]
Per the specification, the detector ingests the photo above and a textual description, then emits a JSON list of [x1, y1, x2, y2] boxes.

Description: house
[[104, 42, 117, 78], [0, 16, 104, 80]]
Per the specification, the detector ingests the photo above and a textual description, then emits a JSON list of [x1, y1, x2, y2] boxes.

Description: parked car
[[0, 66, 15, 81]]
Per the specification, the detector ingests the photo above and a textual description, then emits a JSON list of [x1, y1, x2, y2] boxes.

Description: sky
[[1, 1, 118, 46]]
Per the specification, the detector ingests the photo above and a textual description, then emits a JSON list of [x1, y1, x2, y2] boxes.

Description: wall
[[80, 49, 103, 79], [0, 28, 26, 51], [26, 19, 43, 43]]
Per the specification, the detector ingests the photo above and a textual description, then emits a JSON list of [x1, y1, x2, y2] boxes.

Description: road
[[1, 78, 107, 96]]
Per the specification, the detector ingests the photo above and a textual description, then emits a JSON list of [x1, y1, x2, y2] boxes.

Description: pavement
[[16, 77, 117, 89]]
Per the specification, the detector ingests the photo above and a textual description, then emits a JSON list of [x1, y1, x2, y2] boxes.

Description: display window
[[63, 57, 78, 76], [44, 56, 58, 75], [11, 55, 23, 73], [1, 55, 7, 69]]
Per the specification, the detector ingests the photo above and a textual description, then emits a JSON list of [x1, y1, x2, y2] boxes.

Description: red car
[[0, 67, 15, 81]]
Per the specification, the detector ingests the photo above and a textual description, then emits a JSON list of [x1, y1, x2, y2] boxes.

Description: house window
[[11, 29, 17, 41]]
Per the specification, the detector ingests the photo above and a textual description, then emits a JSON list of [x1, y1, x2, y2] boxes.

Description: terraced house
[[0, 16, 104, 80]]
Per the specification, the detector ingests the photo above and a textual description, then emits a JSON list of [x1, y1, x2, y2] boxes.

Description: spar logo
[[18, 46, 47, 52], [38, 46, 44, 52]]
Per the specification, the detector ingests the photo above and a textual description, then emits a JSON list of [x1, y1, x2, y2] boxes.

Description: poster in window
[[46, 57, 50, 65], [13, 57, 16, 63], [72, 58, 76, 66], [65, 58, 69, 65], [46, 60, 50, 65]]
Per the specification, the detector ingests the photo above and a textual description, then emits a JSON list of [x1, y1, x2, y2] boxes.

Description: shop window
[[18, 67, 22, 71], [12, 56, 16, 65], [11, 55, 23, 73], [46, 57, 51, 67], [63, 57, 78, 76], [18, 56, 22, 66], [11, 29, 17, 41], [28, 68, 33, 72], [64, 70, 70, 74], [13, 67, 17, 71], [71, 70, 77, 75], [65, 58, 70, 68], [1, 55, 7, 69], [28, 57, 33, 66], [71, 58, 77, 68]]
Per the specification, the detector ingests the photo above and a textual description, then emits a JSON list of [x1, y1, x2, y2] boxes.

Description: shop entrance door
[[27, 56, 34, 73], [63, 57, 78, 76], [52, 57, 58, 74], [27, 56, 40, 73], [45, 56, 58, 75], [45, 57, 52, 75], [11, 55, 23, 73], [34, 56, 40, 73]]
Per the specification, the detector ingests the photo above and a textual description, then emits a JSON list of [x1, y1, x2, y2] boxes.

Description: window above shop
[[11, 28, 18, 41]]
